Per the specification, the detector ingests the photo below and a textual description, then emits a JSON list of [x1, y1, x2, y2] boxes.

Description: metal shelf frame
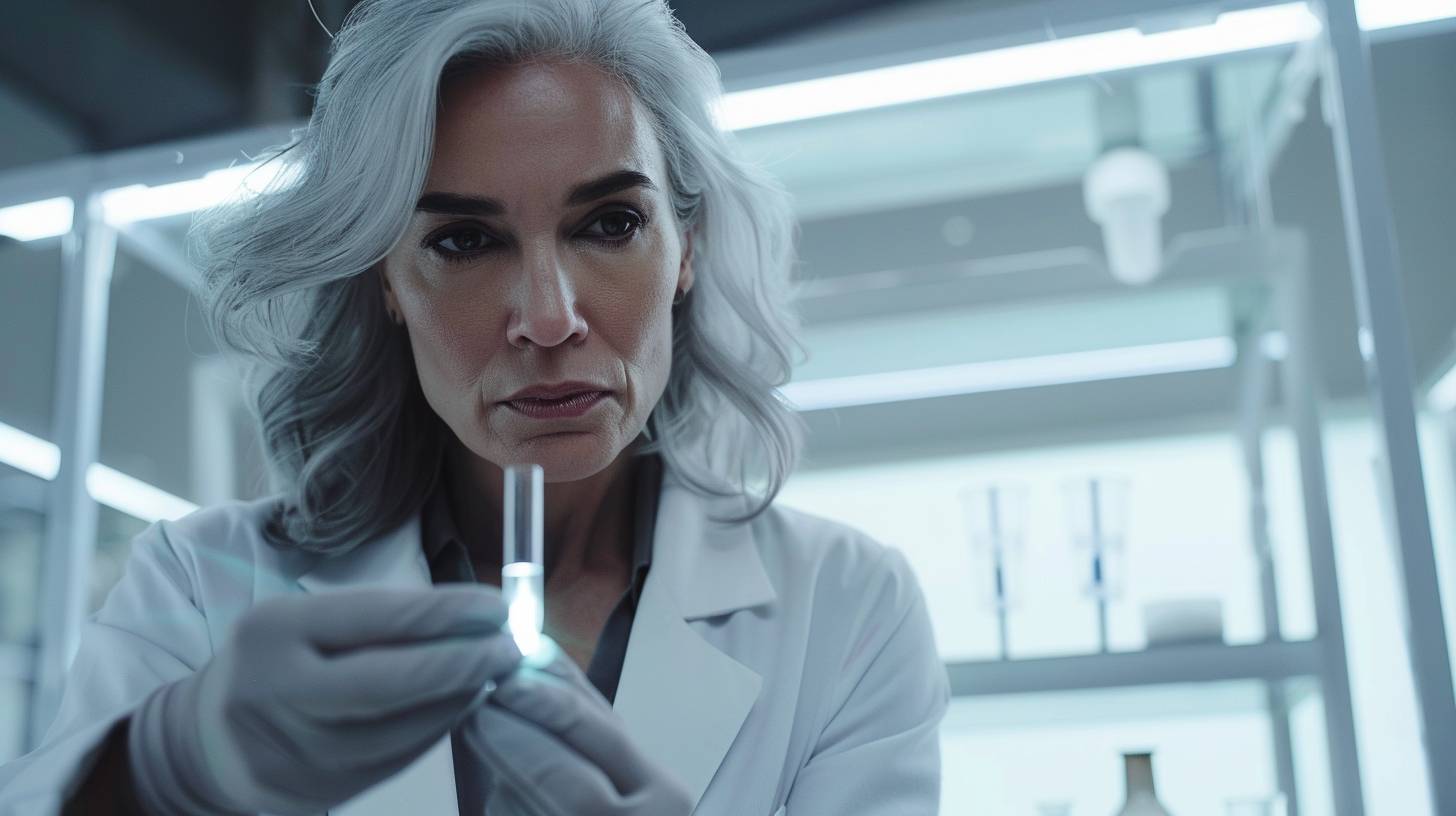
[[933, 226, 1350, 816], [947, 640, 1323, 697]]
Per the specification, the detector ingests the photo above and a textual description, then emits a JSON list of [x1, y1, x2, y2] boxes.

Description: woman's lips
[[505, 391, 608, 419]]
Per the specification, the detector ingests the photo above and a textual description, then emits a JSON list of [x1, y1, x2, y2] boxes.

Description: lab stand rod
[[1235, 308, 1286, 643], [1234, 310, 1301, 816], [1273, 243, 1364, 816], [1089, 479, 1109, 654], [115, 222, 202, 293], [987, 487, 1011, 661], [994, 588, 1010, 662], [1233, 35, 1322, 221], [28, 191, 115, 750], [1319, 3, 1456, 813], [1446, 410, 1456, 646]]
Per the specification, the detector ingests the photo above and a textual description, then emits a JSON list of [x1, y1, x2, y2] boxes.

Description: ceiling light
[[0, 197, 74, 242], [1360, 0, 1456, 30], [86, 464, 198, 523], [716, 4, 1320, 130], [0, 420, 197, 522], [99, 159, 299, 226], [0, 421, 61, 480], [717, 0, 1456, 131], [781, 337, 1236, 411]]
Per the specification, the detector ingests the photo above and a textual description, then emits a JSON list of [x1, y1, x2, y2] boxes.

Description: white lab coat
[[0, 467, 949, 815]]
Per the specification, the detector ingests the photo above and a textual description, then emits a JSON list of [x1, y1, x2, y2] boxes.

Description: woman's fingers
[[521, 636, 614, 712], [487, 669, 653, 796], [295, 631, 521, 721], [310, 694, 473, 773], [467, 702, 623, 815], [263, 586, 509, 653]]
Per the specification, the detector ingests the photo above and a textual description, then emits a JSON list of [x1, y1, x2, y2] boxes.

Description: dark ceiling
[[0, 0, 927, 161]]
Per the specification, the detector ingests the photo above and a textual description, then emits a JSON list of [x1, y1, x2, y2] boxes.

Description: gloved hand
[[127, 585, 522, 816], [460, 637, 694, 816]]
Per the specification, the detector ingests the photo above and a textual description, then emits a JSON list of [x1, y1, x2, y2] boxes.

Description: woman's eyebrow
[[564, 169, 656, 206], [414, 169, 656, 216]]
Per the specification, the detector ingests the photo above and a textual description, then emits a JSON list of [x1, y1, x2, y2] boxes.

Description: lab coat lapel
[[295, 514, 432, 594], [295, 515, 462, 816], [613, 472, 777, 811]]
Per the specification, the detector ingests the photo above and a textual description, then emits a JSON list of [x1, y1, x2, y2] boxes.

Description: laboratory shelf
[[946, 639, 1322, 698], [943, 677, 1320, 731]]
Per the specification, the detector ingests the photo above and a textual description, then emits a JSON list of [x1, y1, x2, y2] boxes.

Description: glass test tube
[[503, 464, 544, 657]]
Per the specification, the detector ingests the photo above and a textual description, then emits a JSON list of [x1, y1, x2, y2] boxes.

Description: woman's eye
[[583, 210, 644, 243], [425, 211, 644, 261], [430, 226, 493, 257]]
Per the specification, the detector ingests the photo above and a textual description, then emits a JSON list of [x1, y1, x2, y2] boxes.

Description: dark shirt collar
[[421, 453, 661, 600], [420, 470, 464, 563]]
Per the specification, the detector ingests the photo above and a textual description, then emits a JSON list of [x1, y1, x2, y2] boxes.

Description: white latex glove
[[127, 585, 522, 816], [460, 637, 694, 816]]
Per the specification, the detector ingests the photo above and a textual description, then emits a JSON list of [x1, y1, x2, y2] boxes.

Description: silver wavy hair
[[192, 0, 806, 555]]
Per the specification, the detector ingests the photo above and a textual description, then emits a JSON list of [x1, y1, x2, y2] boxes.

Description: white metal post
[[25, 190, 115, 749], [1234, 301, 1301, 816], [191, 356, 238, 507], [1273, 237, 1365, 816], [1318, 3, 1456, 813]]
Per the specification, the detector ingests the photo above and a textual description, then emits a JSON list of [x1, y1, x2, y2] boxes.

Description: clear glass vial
[[503, 463, 544, 657]]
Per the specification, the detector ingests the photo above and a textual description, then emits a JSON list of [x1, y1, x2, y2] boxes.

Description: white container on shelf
[[1142, 597, 1224, 647]]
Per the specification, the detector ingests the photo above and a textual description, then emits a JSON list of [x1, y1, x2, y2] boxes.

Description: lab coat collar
[[292, 467, 776, 814], [612, 468, 773, 809]]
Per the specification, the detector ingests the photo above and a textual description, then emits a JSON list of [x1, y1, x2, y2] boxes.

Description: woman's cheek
[[405, 296, 494, 386]]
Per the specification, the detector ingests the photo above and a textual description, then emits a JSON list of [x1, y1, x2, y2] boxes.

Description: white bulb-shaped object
[[1083, 147, 1170, 286]]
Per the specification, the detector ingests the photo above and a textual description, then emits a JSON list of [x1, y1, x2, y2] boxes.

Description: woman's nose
[[505, 248, 589, 349]]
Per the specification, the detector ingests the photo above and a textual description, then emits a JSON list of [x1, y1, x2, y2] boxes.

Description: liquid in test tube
[[503, 463, 544, 658]]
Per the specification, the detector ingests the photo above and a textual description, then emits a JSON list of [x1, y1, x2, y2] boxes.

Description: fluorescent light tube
[[716, 4, 1319, 130], [781, 337, 1236, 411], [0, 197, 74, 242], [0, 420, 197, 522], [100, 160, 298, 226], [86, 464, 198, 523], [0, 421, 61, 480], [1360, 0, 1456, 30], [717, 0, 1456, 131]]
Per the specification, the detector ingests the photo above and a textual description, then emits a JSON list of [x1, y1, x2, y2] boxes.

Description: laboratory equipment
[[1083, 146, 1171, 286], [1142, 598, 1225, 647], [1113, 752, 1173, 816], [503, 463, 544, 658], [961, 483, 1029, 660], [1063, 476, 1129, 653]]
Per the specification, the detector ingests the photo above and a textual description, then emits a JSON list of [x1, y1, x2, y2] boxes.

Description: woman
[[0, 0, 949, 813]]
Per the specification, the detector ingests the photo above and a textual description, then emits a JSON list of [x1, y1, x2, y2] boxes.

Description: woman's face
[[380, 61, 693, 481]]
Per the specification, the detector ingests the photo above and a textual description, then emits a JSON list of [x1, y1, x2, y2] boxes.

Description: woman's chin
[[501, 428, 621, 480]]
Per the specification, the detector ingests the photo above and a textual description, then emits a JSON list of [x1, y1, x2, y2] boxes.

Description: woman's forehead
[[427, 61, 664, 202]]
